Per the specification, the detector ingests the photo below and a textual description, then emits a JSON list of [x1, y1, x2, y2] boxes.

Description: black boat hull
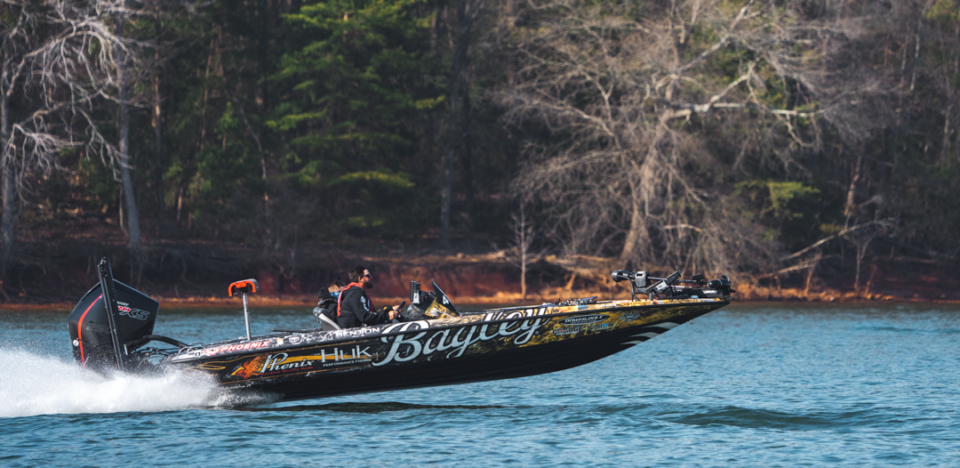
[[161, 299, 724, 401]]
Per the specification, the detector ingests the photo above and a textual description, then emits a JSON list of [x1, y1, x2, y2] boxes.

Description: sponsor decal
[[233, 355, 268, 379], [231, 345, 374, 379], [623, 311, 641, 322], [552, 322, 612, 336], [372, 309, 549, 367], [204, 339, 272, 356], [324, 327, 381, 341], [559, 314, 608, 326], [117, 301, 150, 321]]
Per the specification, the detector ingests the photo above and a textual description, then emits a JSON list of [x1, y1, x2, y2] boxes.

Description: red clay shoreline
[[3, 247, 959, 311], [4, 286, 959, 312]]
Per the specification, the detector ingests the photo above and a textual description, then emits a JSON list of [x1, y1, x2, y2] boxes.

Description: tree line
[[2, 0, 959, 292]]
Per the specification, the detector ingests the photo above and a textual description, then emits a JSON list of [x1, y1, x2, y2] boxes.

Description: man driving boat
[[337, 265, 401, 328]]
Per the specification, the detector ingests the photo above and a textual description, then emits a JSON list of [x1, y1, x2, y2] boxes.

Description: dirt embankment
[[1, 241, 959, 310]]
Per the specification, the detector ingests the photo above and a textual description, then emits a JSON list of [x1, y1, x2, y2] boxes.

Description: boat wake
[[667, 404, 885, 430], [0, 348, 250, 418]]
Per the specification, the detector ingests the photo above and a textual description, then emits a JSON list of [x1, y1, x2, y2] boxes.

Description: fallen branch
[[781, 220, 892, 262]]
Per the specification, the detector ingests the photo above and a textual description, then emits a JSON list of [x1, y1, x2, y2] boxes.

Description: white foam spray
[[0, 348, 237, 418]]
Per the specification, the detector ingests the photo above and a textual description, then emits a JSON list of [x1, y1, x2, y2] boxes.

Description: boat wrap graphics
[[164, 298, 724, 385], [68, 258, 735, 402]]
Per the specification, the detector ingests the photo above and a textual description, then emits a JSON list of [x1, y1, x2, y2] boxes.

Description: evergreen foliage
[[5, 0, 960, 287]]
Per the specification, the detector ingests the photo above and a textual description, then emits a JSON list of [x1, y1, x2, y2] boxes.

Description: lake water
[[1, 303, 958, 466]]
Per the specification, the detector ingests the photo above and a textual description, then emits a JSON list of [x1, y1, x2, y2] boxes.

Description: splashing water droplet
[[0, 348, 226, 418]]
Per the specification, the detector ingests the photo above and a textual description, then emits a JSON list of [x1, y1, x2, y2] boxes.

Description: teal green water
[[1, 303, 958, 466]]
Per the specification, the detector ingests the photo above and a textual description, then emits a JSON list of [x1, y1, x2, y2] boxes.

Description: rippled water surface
[[2, 303, 958, 466]]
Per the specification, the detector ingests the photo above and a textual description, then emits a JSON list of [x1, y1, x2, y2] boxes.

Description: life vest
[[336, 282, 366, 317]]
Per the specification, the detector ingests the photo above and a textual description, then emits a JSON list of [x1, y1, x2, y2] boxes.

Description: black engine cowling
[[67, 279, 159, 371]]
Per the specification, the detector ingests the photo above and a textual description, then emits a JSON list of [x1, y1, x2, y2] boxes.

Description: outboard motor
[[67, 258, 159, 372]]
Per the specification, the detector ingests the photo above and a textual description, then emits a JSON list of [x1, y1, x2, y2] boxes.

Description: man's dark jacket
[[337, 285, 391, 328]]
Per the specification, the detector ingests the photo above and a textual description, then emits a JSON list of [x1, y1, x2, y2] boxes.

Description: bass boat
[[68, 259, 734, 402]]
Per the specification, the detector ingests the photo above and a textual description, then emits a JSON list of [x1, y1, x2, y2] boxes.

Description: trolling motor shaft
[[228, 279, 260, 341]]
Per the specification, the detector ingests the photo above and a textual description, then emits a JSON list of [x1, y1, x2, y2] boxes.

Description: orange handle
[[228, 279, 260, 297]]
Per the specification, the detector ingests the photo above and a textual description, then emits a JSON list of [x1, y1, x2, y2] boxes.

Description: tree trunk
[[1, 91, 14, 275], [1, 165, 12, 272], [231, 95, 272, 245], [154, 67, 164, 237], [117, 8, 141, 250], [440, 94, 457, 249], [619, 192, 644, 262], [844, 151, 862, 226], [461, 75, 475, 231], [521, 251, 527, 300], [441, 0, 474, 249], [804, 251, 822, 295], [153, 10, 164, 238], [943, 100, 954, 167], [198, 36, 217, 157], [854, 237, 872, 295], [504, 0, 515, 88], [519, 204, 528, 300]]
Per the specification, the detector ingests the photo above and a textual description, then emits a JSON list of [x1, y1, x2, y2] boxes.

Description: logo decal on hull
[[205, 340, 272, 356], [230, 345, 375, 379], [372, 309, 549, 367], [559, 314, 608, 326], [553, 322, 611, 336]]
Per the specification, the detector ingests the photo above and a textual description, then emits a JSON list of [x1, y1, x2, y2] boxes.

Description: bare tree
[[441, 0, 486, 249], [910, 1, 960, 166], [116, 0, 141, 250], [1, 0, 142, 273], [500, 0, 898, 274], [504, 202, 548, 300]]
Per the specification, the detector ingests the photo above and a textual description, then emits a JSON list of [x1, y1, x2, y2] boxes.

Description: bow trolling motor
[[612, 268, 734, 300]]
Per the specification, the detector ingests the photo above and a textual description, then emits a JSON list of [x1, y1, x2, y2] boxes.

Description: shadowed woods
[[2, 242, 958, 308], [2, 1, 960, 306]]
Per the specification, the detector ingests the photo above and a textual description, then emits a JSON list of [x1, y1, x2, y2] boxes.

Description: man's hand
[[388, 301, 405, 321]]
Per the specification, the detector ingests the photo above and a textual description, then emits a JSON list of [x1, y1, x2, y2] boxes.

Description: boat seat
[[313, 307, 342, 331]]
